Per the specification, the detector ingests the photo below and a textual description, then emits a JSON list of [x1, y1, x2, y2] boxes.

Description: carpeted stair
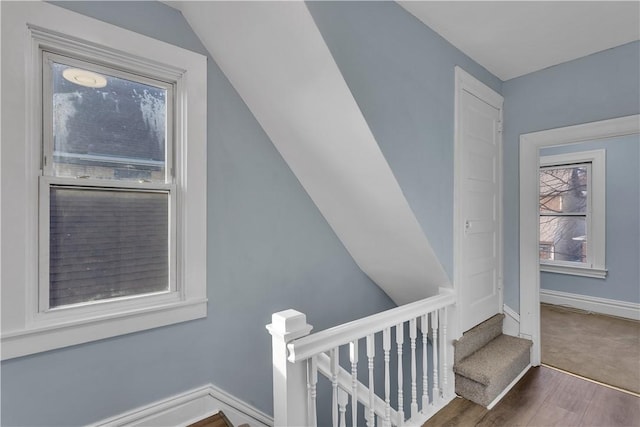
[[453, 314, 532, 408]]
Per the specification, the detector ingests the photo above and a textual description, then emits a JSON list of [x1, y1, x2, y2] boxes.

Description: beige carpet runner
[[453, 314, 532, 407], [541, 303, 640, 394]]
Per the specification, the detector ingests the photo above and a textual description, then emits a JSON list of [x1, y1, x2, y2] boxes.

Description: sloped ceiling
[[177, 1, 450, 305], [398, 1, 640, 81]]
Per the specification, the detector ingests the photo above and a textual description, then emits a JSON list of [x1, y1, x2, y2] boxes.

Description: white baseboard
[[91, 384, 273, 427], [540, 289, 640, 321], [502, 304, 520, 337]]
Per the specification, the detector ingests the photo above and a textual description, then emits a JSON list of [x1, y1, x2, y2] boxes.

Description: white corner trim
[[91, 384, 273, 427], [540, 289, 640, 321], [502, 304, 520, 338], [486, 364, 531, 410]]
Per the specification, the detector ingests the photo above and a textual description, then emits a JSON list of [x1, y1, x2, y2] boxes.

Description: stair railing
[[266, 288, 457, 427]]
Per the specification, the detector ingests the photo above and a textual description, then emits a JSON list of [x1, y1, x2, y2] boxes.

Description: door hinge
[[497, 121, 503, 133]]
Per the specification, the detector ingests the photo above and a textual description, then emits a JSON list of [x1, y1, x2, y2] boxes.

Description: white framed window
[[1, 1, 207, 360], [539, 150, 606, 278]]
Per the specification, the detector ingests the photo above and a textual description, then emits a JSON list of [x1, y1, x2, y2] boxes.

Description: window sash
[[38, 176, 177, 314], [539, 161, 592, 267], [41, 51, 175, 184], [539, 162, 590, 216]]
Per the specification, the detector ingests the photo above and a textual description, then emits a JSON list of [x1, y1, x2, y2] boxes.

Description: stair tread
[[454, 314, 505, 364], [454, 334, 532, 386]]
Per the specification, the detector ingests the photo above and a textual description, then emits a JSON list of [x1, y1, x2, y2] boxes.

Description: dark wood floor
[[423, 366, 640, 427]]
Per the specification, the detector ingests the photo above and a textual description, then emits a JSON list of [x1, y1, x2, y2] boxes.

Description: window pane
[[539, 166, 588, 214], [539, 216, 587, 263], [49, 187, 169, 308], [51, 61, 167, 182]]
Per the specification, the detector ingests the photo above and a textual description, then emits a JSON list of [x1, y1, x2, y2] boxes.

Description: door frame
[[519, 114, 639, 366], [453, 66, 504, 336]]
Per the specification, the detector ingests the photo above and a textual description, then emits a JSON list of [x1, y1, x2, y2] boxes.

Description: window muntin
[[41, 52, 176, 311], [539, 163, 590, 264]]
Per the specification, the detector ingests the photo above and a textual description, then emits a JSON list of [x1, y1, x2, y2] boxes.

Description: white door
[[454, 67, 503, 333]]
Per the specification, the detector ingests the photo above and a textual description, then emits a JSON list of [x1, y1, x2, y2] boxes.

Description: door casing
[[519, 114, 640, 366]]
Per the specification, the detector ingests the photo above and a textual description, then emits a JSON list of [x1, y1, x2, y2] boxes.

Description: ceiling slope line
[[178, 1, 450, 305]]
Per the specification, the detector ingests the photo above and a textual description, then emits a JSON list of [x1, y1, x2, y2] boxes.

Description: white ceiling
[[398, 1, 640, 81]]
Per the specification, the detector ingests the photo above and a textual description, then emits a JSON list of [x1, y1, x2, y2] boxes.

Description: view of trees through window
[[539, 164, 589, 263]]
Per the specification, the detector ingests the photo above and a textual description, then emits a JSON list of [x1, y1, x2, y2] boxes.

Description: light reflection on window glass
[[51, 62, 167, 182]]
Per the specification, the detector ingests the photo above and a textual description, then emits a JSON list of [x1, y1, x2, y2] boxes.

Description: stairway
[[453, 314, 532, 408], [187, 411, 248, 427]]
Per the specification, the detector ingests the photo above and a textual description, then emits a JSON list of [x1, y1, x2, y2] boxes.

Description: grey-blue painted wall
[[307, 1, 502, 279], [539, 135, 640, 303], [502, 41, 640, 311], [1, 2, 397, 425]]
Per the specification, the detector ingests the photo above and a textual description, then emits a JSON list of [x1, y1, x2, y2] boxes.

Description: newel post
[[266, 309, 313, 427]]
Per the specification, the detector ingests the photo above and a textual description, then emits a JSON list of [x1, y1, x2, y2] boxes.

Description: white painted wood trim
[[502, 304, 520, 337], [453, 65, 504, 336], [1, 0, 207, 360], [485, 364, 531, 410], [519, 114, 640, 367], [90, 384, 273, 427], [316, 352, 399, 423], [287, 290, 456, 362], [540, 264, 607, 279], [540, 149, 607, 275], [540, 289, 640, 321]]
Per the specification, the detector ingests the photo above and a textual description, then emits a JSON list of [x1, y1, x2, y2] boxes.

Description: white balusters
[[308, 356, 318, 427], [331, 348, 339, 427], [421, 314, 429, 411], [383, 328, 391, 427], [350, 340, 358, 427], [366, 334, 375, 427], [338, 388, 348, 427], [441, 307, 448, 393], [396, 323, 404, 427], [431, 310, 439, 403], [269, 293, 458, 427], [409, 318, 418, 417]]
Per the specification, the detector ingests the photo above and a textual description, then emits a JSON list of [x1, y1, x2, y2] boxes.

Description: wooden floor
[[187, 411, 232, 427], [423, 366, 640, 427]]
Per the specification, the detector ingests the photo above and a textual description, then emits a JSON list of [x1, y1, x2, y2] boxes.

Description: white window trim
[[539, 149, 606, 279], [1, 1, 207, 360]]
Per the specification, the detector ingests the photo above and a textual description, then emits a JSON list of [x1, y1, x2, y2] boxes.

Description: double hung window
[[1, 1, 207, 360], [41, 53, 176, 311], [538, 150, 606, 278]]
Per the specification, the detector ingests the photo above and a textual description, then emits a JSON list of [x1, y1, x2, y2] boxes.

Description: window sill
[[540, 263, 607, 279], [1, 298, 207, 360]]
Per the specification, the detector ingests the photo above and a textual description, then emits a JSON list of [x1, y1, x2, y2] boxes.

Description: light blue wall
[[1, 2, 397, 426], [307, 1, 502, 279], [502, 41, 640, 311], [540, 136, 640, 303]]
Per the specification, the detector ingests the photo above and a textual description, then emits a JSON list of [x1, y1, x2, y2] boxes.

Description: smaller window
[[539, 150, 606, 278]]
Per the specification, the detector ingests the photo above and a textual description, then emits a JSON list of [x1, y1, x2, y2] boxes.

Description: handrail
[[316, 353, 399, 424], [288, 289, 455, 362]]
